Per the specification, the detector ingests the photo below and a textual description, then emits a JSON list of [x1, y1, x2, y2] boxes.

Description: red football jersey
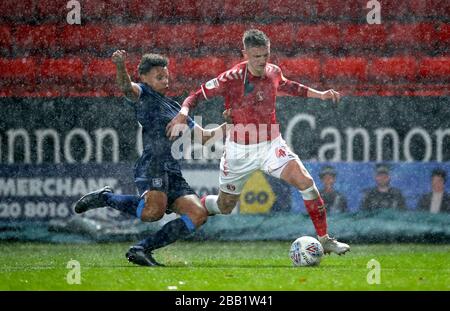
[[184, 61, 309, 144]]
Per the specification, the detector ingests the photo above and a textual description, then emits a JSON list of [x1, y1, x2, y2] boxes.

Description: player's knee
[[140, 205, 165, 222], [185, 203, 208, 227], [298, 175, 314, 191], [195, 207, 208, 227], [282, 161, 315, 190], [287, 170, 314, 190], [218, 198, 237, 215]]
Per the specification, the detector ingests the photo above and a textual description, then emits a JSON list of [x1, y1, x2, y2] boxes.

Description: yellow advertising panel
[[239, 171, 276, 214]]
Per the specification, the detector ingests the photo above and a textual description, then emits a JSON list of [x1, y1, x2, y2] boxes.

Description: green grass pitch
[[0, 242, 448, 290]]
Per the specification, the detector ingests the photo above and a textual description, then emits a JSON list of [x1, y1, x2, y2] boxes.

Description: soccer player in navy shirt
[[73, 50, 226, 266]]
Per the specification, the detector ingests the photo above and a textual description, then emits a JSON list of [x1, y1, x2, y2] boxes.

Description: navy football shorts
[[134, 154, 196, 209]]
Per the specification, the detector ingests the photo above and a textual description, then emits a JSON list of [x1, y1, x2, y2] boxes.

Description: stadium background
[[0, 0, 449, 243]]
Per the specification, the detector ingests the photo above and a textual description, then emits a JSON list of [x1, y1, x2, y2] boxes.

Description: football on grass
[[289, 236, 324, 267]]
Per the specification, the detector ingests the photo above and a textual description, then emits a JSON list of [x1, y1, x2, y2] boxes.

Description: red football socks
[[303, 196, 328, 237]]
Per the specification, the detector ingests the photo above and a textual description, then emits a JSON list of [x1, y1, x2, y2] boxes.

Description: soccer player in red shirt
[[167, 29, 349, 255]]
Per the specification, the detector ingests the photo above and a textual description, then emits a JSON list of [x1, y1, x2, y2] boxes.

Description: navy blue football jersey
[[127, 82, 195, 159]]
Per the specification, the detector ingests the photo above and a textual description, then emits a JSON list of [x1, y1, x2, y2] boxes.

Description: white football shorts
[[219, 135, 300, 194]]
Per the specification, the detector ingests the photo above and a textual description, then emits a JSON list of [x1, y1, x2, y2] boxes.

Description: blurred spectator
[[319, 165, 348, 213], [360, 164, 407, 211], [417, 169, 450, 213]]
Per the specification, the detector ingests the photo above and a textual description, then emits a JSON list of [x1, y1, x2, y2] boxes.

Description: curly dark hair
[[138, 53, 168, 76]]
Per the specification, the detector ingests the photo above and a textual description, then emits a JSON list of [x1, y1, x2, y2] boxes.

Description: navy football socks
[[137, 215, 196, 251], [104, 193, 143, 218]]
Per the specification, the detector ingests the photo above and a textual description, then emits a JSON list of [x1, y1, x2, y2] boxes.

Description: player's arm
[[167, 76, 225, 140], [193, 123, 227, 145], [192, 109, 231, 145], [307, 87, 340, 103], [112, 50, 140, 102], [167, 89, 204, 129], [165, 92, 199, 141], [278, 73, 340, 104]]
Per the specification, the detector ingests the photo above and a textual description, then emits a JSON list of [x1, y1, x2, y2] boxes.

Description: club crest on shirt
[[205, 78, 219, 90], [152, 178, 163, 188]]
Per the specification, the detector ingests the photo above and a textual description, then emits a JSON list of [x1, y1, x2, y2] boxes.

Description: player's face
[[141, 66, 169, 95], [244, 45, 270, 77]]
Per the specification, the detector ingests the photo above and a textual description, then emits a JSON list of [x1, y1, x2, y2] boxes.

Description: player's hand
[[222, 108, 232, 123], [321, 89, 341, 104], [166, 113, 188, 141], [112, 50, 127, 65]]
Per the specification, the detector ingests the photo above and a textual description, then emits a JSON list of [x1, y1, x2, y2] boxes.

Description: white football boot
[[319, 235, 350, 255]]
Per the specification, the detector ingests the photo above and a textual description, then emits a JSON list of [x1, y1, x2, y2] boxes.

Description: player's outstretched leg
[[280, 159, 350, 255], [127, 195, 207, 267], [301, 187, 350, 255], [75, 187, 146, 218], [74, 186, 114, 214], [127, 214, 195, 267], [302, 191, 350, 255]]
